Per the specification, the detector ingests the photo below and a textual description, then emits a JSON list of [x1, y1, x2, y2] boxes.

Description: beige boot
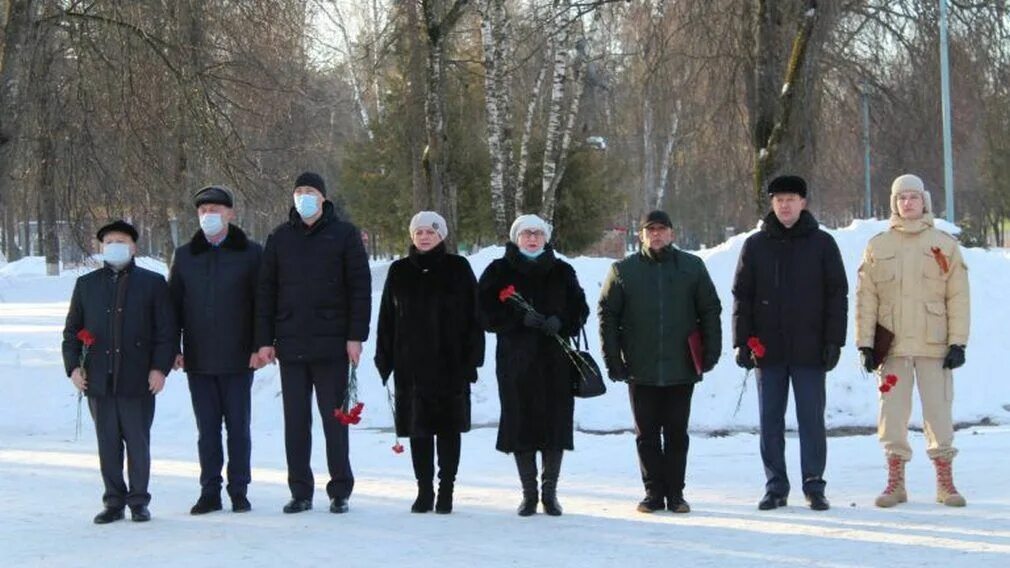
[[875, 456, 908, 508], [933, 458, 966, 507]]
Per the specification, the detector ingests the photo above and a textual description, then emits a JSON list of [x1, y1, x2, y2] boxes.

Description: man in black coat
[[255, 171, 371, 514], [168, 185, 263, 515], [62, 220, 176, 524], [732, 175, 848, 512]]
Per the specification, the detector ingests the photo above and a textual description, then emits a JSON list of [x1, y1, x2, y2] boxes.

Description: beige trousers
[[877, 356, 957, 462]]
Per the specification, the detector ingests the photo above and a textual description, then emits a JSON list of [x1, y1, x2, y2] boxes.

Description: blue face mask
[[520, 248, 544, 259], [294, 194, 320, 219]]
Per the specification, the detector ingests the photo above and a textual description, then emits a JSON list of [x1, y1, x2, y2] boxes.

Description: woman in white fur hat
[[374, 211, 485, 514], [477, 214, 589, 517]]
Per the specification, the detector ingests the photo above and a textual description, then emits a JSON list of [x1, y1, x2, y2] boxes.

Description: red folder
[[688, 329, 704, 375]]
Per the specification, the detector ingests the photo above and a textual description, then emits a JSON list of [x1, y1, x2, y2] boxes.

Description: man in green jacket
[[598, 210, 722, 514]]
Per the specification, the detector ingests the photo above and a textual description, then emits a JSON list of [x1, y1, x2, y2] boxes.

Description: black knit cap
[[640, 210, 673, 230], [193, 185, 234, 208], [294, 171, 326, 196], [767, 175, 807, 198], [96, 220, 139, 242]]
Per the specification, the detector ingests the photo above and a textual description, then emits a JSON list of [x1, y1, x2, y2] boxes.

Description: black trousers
[[279, 359, 353, 501], [628, 383, 695, 500], [187, 371, 253, 498], [409, 434, 461, 484], [756, 364, 827, 496], [89, 394, 155, 508]]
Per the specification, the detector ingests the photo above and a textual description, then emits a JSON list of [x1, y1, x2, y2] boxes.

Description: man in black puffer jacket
[[255, 172, 371, 515], [732, 175, 848, 512], [168, 185, 263, 515]]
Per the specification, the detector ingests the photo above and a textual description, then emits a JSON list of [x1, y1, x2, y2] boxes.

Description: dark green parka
[[598, 245, 722, 386]]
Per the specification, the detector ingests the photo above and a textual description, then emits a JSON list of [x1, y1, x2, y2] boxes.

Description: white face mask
[[199, 213, 225, 236], [103, 243, 132, 268]]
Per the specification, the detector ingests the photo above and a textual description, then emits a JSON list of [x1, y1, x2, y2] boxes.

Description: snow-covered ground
[[2, 219, 1009, 567]]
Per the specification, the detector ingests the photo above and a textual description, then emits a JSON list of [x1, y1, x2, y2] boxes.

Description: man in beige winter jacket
[[855, 173, 970, 509]]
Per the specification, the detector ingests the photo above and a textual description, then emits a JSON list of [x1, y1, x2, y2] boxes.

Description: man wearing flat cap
[[256, 171, 371, 514], [598, 210, 722, 514], [168, 185, 263, 515], [731, 175, 848, 512], [62, 220, 177, 524]]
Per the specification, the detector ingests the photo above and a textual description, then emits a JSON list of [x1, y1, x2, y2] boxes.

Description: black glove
[[943, 345, 966, 370], [859, 347, 877, 373], [540, 315, 561, 336], [606, 359, 627, 382], [823, 343, 841, 372], [701, 353, 718, 374], [735, 346, 755, 370], [523, 310, 546, 329]]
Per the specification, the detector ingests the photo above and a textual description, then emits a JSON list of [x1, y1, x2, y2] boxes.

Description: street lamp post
[[939, 0, 955, 222], [860, 82, 872, 218]]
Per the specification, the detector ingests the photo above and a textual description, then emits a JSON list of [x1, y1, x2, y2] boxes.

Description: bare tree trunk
[[514, 56, 547, 215], [655, 104, 679, 208], [752, 0, 818, 212], [404, 0, 428, 211], [32, 13, 60, 276], [480, 0, 513, 242], [322, 0, 374, 139], [543, 34, 585, 217], [539, 0, 572, 222], [642, 95, 656, 213], [0, 0, 35, 263]]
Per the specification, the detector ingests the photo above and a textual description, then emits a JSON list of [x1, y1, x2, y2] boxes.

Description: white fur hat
[[890, 174, 932, 215], [509, 214, 552, 244], [409, 211, 448, 240]]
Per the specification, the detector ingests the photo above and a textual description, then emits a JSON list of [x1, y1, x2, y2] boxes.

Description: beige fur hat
[[890, 174, 932, 215]]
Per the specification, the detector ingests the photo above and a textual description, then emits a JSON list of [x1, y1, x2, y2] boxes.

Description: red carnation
[[392, 442, 405, 454], [879, 384, 892, 393], [76, 329, 96, 346], [746, 336, 766, 359], [885, 374, 899, 386], [498, 285, 517, 303]]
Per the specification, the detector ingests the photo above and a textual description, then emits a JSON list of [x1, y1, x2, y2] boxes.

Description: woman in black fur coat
[[477, 214, 589, 517], [374, 212, 484, 514]]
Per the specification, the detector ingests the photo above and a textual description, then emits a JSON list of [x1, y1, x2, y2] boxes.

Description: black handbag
[[569, 327, 606, 398]]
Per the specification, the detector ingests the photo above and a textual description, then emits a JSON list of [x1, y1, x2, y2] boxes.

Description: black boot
[[435, 480, 453, 514], [435, 433, 460, 514], [411, 481, 435, 513], [541, 450, 563, 516], [190, 494, 223, 515], [410, 436, 436, 513], [515, 451, 538, 517]]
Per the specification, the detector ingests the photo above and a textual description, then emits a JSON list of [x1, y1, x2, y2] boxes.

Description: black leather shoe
[[637, 496, 665, 513], [758, 493, 788, 510], [93, 507, 125, 524], [329, 497, 349, 514], [282, 498, 312, 514], [667, 496, 691, 514], [806, 492, 830, 511], [231, 495, 252, 513], [190, 495, 223, 515], [517, 492, 538, 517], [130, 505, 151, 522]]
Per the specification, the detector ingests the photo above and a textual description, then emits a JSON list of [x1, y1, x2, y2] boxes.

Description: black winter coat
[[255, 202, 372, 363], [374, 243, 485, 437], [732, 210, 848, 367], [62, 262, 176, 397], [168, 225, 262, 375], [478, 243, 589, 453]]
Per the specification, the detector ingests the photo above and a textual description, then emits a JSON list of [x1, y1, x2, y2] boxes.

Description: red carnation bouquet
[[385, 385, 404, 455], [334, 363, 364, 426], [879, 373, 899, 394], [733, 336, 766, 416], [74, 329, 96, 440], [498, 285, 591, 383]]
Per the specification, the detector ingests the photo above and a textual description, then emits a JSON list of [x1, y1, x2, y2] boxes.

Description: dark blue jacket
[[255, 201, 371, 363], [732, 210, 848, 367], [62, 262, 176, 397], [168, 225, 262, 375]]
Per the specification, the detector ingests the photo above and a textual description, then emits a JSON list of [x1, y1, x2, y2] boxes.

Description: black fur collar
[[189, 224, 250, 255]]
